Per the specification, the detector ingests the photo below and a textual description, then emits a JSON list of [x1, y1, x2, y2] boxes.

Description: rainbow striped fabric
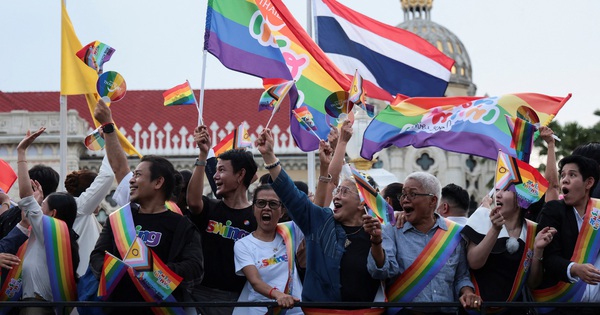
[[163, 81, 196, 106], [98, 252, 128, 299], [84, 127, 105, 151], [495, 151, 548, 208], [259, 79, 294, 112], [361, 93, 571, 161], [135, 251, 183, 301], [212, 131, 235, 157], [204, 0, 351, 151], [75, 40, 115, 73], [505, 115, 537, 163], [351, 167, 394, 225], [387, 219, 463, 302], [42, 216, 77, 301], [165, 201, 183, 215], [293, 106, 317, 131], [533, 198, 600, 304]]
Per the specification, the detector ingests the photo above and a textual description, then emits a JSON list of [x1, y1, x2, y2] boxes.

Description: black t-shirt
[[190, 196, 256, 293], [108, 209, 183, 314], [340, 225, 380, 302]]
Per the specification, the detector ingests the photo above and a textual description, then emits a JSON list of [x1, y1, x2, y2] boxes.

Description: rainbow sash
[[108, 204, 185, 315], [532, 198, 600, 303], [268, 222, 297, 315], [42, 216, 77, 301], [470, 220, 537, 314], [387, 219, 464, 302], [0, 240, 28, 315]]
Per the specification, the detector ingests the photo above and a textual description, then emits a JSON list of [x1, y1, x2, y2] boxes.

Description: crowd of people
[[1, 98, 600, 315]]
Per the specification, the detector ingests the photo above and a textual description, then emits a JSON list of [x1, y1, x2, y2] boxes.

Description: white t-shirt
[[233, 227, 304, 315]]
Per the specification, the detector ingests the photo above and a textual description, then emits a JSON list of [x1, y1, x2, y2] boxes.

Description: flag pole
[[197, 50, 208, 126], [306, 0, 316, 193], [59, 95, 67, 192]]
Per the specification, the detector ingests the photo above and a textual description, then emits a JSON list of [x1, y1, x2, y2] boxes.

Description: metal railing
[[4, 300, 600, 314]]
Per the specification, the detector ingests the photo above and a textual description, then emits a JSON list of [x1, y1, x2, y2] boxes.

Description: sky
[[1, 0, 599, 127]]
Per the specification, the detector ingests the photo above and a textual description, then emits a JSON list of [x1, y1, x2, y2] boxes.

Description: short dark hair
[[573, 142, 600, 165], [219, 149, 258, 188], [46, 192, 78, 229], [29, 165, 60, 198], [441, 183, 470, 213], [64, 169, 98, 197], [559, 155, 600, 195], [382, 182, 403, 211], [294, 181, 308, 195], [140, 155, 182, 201]]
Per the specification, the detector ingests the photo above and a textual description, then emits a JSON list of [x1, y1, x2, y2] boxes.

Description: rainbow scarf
[[532, 198, 600, 303], [470, 220, 537, 314], [387, 219, 463, 302], [0, 240, 28, 315], [109, 204, 186, 315], [42, 216, 77, 301], [361, 93, 570, 161]]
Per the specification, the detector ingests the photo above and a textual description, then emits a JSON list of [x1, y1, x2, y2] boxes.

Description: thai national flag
[[315, 0, 455, 100]]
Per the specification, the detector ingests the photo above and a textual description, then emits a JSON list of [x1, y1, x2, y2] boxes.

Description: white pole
[[197, 50, 208, 126], [306, 0, 316, 192], [59, 95, 67, 192]]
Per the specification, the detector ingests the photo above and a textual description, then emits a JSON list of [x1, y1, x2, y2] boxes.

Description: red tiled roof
[[0, 89, 292, 138]]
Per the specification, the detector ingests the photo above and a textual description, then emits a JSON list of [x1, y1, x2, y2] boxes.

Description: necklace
[[344, 226, 364, 248]]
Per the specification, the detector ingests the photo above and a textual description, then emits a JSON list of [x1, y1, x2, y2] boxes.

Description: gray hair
[[405, 172, 442, 208]]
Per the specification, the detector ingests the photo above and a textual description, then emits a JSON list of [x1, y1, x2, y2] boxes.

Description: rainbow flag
[[505, 115, 537, 163], [293, 106, 317, 131], [0, 159, 17, 193], [361, 93, 571, 161], [387, 219, 463, 302], [98, 252, 128, 299], [42, 216, 77, 301], [495, 151, 548, 208], [236, 123, 253, 149], [163, 81, 196, 106], [84, 127, 105, 151], [351, 167, 395, 225], [204, 0, 351, 151], [135, 251, 183, 301], [212, 131, 235, 157], [259, 78, 294, 112], [75, 40, 115, 73]]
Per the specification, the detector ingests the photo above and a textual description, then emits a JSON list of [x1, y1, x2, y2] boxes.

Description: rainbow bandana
[[532, 198, 600, 304], [108, 204, 185, 315], [0, 241, 28, 315], [42, 216, 77, 301], [469, 220, 537, 314], [387, 219, 463, 302]]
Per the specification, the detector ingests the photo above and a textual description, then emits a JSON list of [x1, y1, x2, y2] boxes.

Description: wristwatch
[[102, 123, 115, 134], [194, 158, 207, 167]]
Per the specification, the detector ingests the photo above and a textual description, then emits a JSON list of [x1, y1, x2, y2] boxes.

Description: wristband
[[265, 159, 280, 170], [318, 174, 332, 183], [269, 287, 278, 299], [194, 158, 207, 167], [102, 123, 115, 134]]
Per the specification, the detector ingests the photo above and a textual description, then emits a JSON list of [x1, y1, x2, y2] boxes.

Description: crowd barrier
[[3, 301, 600, 314]]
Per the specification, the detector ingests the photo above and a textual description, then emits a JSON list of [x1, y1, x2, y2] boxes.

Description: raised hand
[[255, 128, 275, 157], [535, 226, 557, 250], [193, 125, 211, 155], [17, 127, 45, 152], [93, 98, 113, 125]]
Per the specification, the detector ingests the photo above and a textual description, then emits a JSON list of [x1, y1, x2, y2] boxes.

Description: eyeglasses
[[254, 199, 282, 210], [398, 191, 434, 201], [333, 186, 359, 197]]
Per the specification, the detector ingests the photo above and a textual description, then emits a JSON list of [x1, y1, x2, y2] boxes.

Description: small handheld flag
[[259, 79, 294, 112], [236, 123, 253, 149], [163, 81, 196, 106], [293, 106, 321, 141], [75, 40, 115, 74], [505, 115, 536, 163], [0, 159, 17, 193], [495, 151, 549, 208], [84, 126, 105, 151], [351, 167, 395, 225]]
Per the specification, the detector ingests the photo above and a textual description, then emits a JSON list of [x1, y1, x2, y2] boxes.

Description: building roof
[[0, 89, 292, 145]]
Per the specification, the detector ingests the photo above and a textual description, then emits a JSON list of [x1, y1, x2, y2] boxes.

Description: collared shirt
[[367, 214, 473, 305], [446, 216, 468, 226]]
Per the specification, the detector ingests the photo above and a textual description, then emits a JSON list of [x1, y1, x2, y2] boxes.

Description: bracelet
[[17, 160, 27, 163], [370, 239, 383, 246], [533, 255, 543, 261], [1, 202, 10, 209], [318, 174, 332, 183], [265, 159, 280, 170], [194, 158, 207, 167], [268, 287, 278, 299]]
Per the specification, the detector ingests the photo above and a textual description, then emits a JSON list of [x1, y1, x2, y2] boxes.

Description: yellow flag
[[62, 3, 141, 157], [60, 3, 97, 95]]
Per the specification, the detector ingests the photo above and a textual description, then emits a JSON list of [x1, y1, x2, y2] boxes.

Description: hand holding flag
[[75, 40, 115, 74]]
